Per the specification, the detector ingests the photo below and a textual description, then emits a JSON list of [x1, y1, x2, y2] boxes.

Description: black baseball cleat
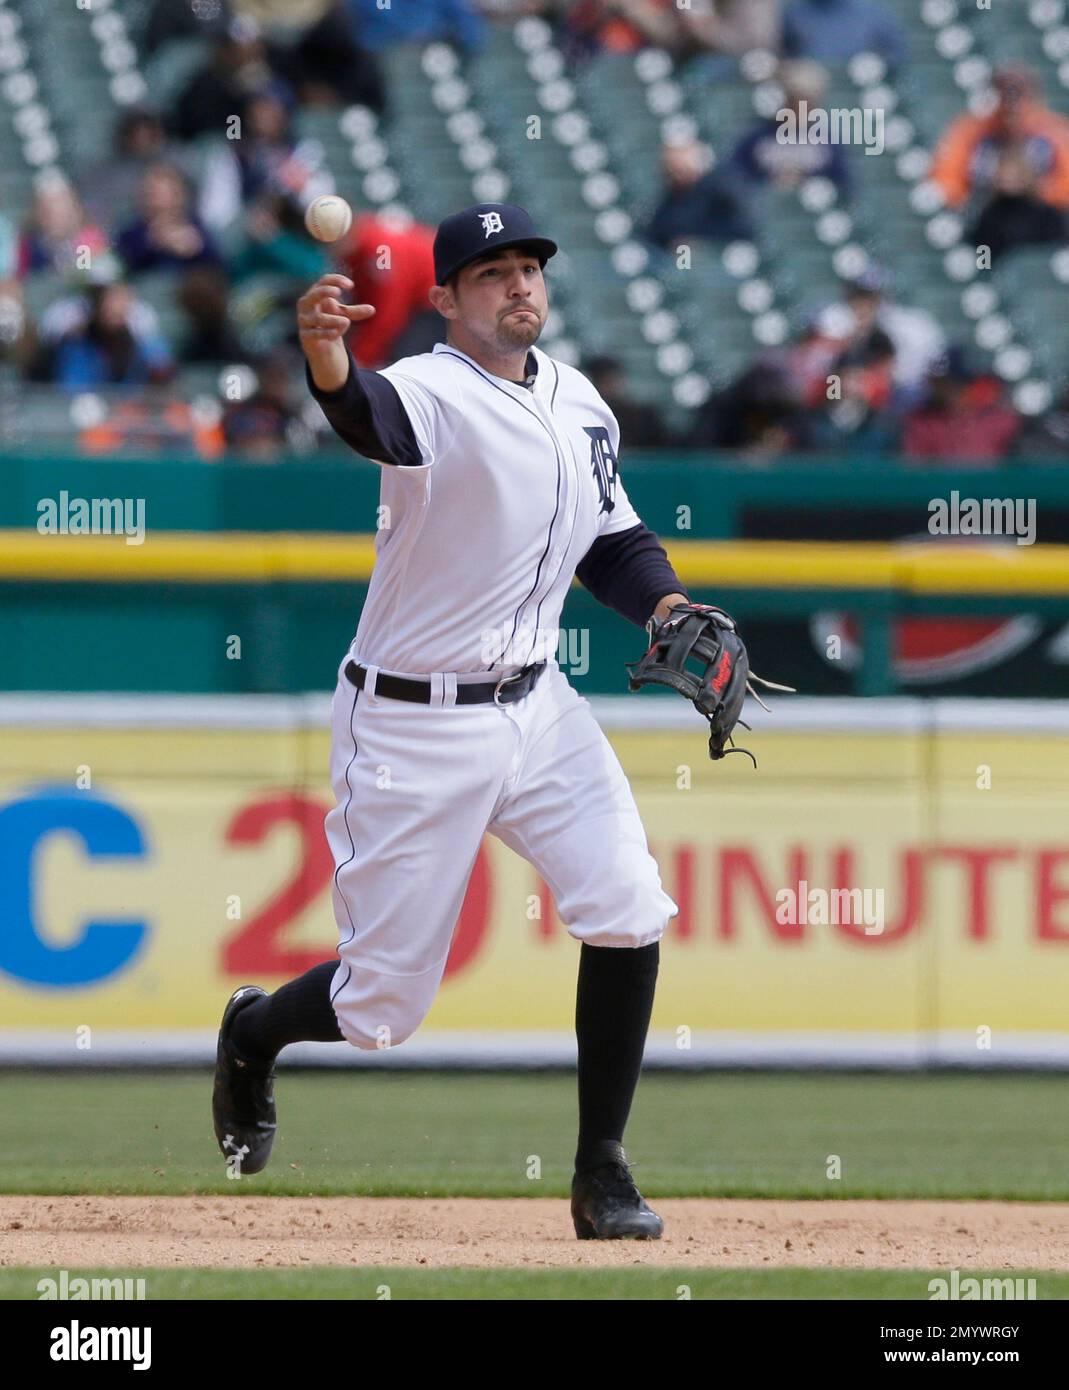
[[571, 1140, 664, 1240], [212, 986, 277, 1176]]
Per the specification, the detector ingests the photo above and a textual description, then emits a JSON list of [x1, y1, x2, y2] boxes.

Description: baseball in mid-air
[[304, 195, 353, 243]]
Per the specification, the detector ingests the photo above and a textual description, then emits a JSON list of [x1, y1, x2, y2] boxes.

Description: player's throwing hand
[[297, 273, 375, 391]]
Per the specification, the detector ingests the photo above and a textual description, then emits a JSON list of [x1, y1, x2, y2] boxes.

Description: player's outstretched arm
[[297, 273, 426, 468], [297, 273, 375, 393]]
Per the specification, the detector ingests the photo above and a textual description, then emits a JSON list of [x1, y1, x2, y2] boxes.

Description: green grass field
[[2, 1069, 1068, 1199], [4, 1267, 1068, 1300], [4, 1070, 1067, 1300]]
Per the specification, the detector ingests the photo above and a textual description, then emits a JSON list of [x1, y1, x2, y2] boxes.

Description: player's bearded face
[[459, 256, 547, 352]]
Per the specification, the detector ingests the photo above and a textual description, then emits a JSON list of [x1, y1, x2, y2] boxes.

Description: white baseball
[[304, 195, 353, 243]]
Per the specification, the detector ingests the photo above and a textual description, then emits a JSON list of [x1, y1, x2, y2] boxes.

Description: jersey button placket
[[514, 395, 570, 662]]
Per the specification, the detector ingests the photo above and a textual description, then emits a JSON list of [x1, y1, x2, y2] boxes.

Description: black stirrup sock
[[229, 961, 345, 1062], [574, 940, 660, 1172]]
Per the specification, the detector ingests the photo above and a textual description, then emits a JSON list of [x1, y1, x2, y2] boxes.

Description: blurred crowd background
[[1, 0, 1068, 463]]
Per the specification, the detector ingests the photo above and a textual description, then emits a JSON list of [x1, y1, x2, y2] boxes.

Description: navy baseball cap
[[433, 203, 558, 287]]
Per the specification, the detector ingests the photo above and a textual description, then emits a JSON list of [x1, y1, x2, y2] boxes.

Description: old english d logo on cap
[[479, 211, 504, 237], [433, 202, 558, 285]]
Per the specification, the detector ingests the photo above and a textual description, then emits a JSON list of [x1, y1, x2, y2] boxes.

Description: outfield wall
[[1, 694, 1067, 1068], [4, 531, 1069, 698]]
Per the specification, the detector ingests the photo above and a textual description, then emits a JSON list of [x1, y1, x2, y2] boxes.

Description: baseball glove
[[625, 602, 794, 765]]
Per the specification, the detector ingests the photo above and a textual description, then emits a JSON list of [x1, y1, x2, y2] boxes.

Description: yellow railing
[[4, 532, 1069, 594]]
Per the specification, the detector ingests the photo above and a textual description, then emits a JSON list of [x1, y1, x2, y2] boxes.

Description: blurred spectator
[[222, 348, 303, 460], [176, 265, 247, 362], [198, 87, 334, 235], [783, 0, 905, 72], [561, 0, 684, 67], [1015, 383, 1069, 460], [226, 193, 331, 359], [35, 253, 165, 346], [79, 108, 196, 229], [117, 164, 221, 275], [685, 356, 810, 459], [644, 140, 754, 252], [170, 17, 284, 142], [728, 61, 852, 199], [903, 348, 1020, 464], [230, 190, 330, 281], [967, 145, 1069, 262], [805, 336, 899, 455], [339, 209, 441, 368], [17, 175, 108, 277], [584, 355, 674, 447], [816, 266, 945, 402], [144, 0, 230, 54], [265, 2, 385, 110], [36, 280, 174, 390], [838, 329, 894, 408], [677, 0, 783, 59], [781, 315, 845, 406], [79, 391, 225, 460], [931, 65, 1069, 211], [347, 0, 487, 54]]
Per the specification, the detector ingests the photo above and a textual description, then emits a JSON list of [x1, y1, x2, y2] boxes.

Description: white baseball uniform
[[314, 341, 679, 1048]]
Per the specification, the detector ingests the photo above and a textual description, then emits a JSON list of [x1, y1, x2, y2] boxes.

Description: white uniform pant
[[324, 658, 677, 1050]]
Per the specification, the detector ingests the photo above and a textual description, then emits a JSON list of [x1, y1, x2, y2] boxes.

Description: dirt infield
[[3, 1196, 1069, 1270]]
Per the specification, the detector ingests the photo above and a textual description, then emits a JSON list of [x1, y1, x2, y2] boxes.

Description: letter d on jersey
[[0, 788, 148, 986], [582, 427, 618, 517]]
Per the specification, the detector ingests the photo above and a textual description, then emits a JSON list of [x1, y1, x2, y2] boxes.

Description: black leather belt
[[344, 660, 546, 706]]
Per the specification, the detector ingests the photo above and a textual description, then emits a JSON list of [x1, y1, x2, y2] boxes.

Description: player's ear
[[429, 283, 455, 320]]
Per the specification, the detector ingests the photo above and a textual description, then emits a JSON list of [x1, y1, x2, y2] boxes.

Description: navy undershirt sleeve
[[306, 348, 424, 466], [575, 523, 687, 629]]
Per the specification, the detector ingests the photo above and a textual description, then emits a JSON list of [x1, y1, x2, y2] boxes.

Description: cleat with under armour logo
[[211, 986, 277, 1176]]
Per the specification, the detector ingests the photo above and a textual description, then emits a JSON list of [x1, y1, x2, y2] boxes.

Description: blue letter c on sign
[[0, 789, 148, 988]]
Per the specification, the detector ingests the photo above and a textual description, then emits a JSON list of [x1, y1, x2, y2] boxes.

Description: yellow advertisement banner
[[2, 722, 1069, 1036]]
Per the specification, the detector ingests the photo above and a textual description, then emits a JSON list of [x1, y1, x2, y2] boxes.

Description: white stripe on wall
[[1, 693, 1068, 734], [1, 1030, 1066, 1069]]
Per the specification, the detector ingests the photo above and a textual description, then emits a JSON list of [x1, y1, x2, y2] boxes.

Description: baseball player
[[213, 202, 702, 1240]]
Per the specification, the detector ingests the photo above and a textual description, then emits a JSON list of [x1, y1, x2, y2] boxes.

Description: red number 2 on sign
[[221, 793, 493, 979]]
